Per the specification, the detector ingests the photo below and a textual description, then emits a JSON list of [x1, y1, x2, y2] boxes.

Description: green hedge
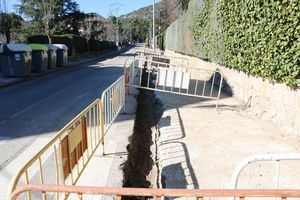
[[165, 0, 300, 88], [219, 0, 300, 88], [88, 40, 118, 51], [28, 35, 119, 56], [89, 40, 116, 51], [72, 35, 88, 53], [109, 41, 118, 50], [28, 34, 76, 56], [100, 41, 110, 50], [52, 35, 74, 56], [89, 39, 100, 51], [27, 35, 49, 44]]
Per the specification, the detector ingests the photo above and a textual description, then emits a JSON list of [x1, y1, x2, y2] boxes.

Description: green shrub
[[71, 35, 88, 53], [89, 39, 99, 51], [28, 34, 74, 56], [165, 0, 300, 88], [52, 35, 74, 56], [27, 35, 49, 44], [27, 35, 118, 57], [99, 41, 109, 50], [110, 41, 118, 50], [219, 0, 300, 88]]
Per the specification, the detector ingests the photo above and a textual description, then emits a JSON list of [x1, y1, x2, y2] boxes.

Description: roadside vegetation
[[0, 0, 190, 56], [166, 0, 300, 88], [0, 0, 127, 56]]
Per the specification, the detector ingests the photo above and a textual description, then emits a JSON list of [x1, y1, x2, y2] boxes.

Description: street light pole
[[153, 0, 156, 53]]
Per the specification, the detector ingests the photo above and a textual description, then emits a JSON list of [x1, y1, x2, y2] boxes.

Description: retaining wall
[[164, 50, 300, 135]]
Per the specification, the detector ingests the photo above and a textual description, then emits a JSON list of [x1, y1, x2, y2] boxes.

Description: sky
[[8, 0, 161, 18]]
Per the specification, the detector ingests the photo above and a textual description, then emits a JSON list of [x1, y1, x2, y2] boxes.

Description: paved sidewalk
[[157, 92, 300, 192], [76, 93, 136, 188]]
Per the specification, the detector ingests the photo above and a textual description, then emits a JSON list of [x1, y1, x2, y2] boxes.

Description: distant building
[[78, 12, 110, 41], [88, 13, 108, 24]]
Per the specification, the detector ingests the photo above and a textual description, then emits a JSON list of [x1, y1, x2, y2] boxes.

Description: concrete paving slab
[[157, 92, 300, 194]]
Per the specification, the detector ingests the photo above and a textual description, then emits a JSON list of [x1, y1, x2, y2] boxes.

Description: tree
[[17, 0, 79, 43], [111, 16, 123, 44], [129, 17, 150, 42], [161, 0, 178, 28], [60, 11, 86, 35], [0, 0, 23, 43], [0, 13, 23, 43], [80, 13, 105, 50]]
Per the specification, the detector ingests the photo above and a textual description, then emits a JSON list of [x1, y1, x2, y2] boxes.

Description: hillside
[[120, 2, 163, 21], [117, 0, 181, 43], [120, 0, 180, 25]]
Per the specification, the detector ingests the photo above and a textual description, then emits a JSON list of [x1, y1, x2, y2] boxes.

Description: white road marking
[[9, 86, 70, 119]]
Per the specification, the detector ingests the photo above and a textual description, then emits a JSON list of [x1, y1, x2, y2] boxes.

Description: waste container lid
[[0, 44, 32, 53], [28, 44, 48, 51], [53, 44, 68, 50], [46, 44, 59, 51]]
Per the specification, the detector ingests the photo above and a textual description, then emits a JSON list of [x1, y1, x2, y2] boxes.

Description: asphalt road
[[0, 46, 138, 170]]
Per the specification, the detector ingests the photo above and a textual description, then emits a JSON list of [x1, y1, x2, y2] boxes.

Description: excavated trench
[[122, 69, 164, 199]]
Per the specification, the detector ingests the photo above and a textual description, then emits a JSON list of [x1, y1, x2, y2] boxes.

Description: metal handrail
[[11, 184, 300, 200], [230, 154, 300, 189]]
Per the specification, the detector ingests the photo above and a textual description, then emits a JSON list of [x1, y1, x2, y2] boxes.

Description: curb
[[0, 46, 133, 90]]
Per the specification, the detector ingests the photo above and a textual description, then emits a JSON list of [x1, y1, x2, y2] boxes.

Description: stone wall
[[164, 50, 300, 135]]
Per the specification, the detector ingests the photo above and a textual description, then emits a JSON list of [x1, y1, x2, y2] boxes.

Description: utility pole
[[129, 27, 132, 44], [109, 3, 124, 48], [152, 0, 156, 53]]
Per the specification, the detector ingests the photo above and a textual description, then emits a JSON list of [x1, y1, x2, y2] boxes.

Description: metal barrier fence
[[11, 184, 300, 200], [7, 76, 126, 200], [230, 154, 300, 190], [134, 51, 189, 68], [101, 76, 125, 154], [124, 57, 223, 109], [101, 76, 125, 133]]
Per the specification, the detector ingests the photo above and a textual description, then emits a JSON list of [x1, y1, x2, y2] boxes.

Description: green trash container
[[53, 44, 68, 67], [29, 44, 48, 73], [0, 44, 32, 77], [46, 44, 58, 70]]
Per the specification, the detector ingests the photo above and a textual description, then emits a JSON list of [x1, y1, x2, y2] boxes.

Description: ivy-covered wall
[[165, 0, 300, 88]]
